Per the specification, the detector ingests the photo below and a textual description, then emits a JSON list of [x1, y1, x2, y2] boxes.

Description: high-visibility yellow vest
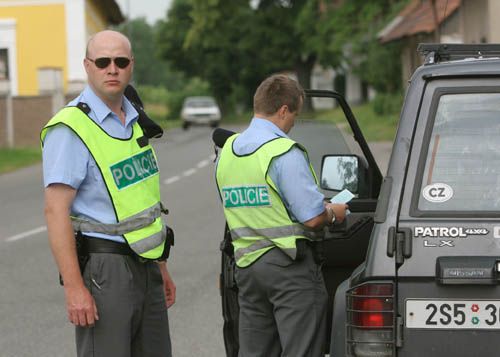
[[41, 106, 167, 260], [216, 134, 319, 267]]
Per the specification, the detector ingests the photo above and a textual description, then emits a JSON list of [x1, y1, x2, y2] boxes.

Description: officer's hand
[[158, 262, 176, 308], [64, 284, 99, 327], [331, 203, 349, 224]]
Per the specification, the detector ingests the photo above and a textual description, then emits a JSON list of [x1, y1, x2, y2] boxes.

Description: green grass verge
[[308, 103, 399, 142], [219, 111, 254, 126], [0, 148, 42, 174], [144, 102, 182, 130]]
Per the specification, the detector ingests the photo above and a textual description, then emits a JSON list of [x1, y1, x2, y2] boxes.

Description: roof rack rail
[[417, 43, 500, 65]]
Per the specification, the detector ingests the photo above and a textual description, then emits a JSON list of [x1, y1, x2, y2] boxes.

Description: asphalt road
[[0, 125, 227, 357], [0, 121, 390, 356]]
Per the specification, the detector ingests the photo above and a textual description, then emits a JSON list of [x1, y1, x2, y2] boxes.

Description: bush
[[134, 85, 170, 125], [165, 78, 211, 120], [372, 92, 403, 116], [135, 85, 169, 105]]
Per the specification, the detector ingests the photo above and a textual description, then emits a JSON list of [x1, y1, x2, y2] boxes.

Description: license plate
[[406, 300, 500, 329]]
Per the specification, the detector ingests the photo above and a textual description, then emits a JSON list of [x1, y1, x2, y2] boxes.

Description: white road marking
[[5, 226, 47, 242], [163, 176, 180, 185], [183, 168, 197, 177], [197, 160, 210, 168], [163, 155, 214, 185]]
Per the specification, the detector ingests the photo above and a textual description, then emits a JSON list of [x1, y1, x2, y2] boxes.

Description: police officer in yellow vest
[[216, 74, 348, 356], [42, 30, 175, 357]]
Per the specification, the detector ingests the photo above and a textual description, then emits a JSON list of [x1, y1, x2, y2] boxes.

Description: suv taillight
[[347, 282, 395, 357]]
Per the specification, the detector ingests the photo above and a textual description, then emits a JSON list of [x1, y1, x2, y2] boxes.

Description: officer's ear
[[83, 58, 89, 72], [277, 105, 289, 120]]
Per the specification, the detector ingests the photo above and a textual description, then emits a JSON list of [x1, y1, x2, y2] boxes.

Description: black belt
[[84, 236, 136, 256]]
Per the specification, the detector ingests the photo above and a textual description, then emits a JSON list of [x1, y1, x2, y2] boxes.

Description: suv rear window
[[418, 92, 500, 212]]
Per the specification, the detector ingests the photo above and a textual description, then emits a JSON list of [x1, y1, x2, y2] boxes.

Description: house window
[[0, 49, 9, 80]]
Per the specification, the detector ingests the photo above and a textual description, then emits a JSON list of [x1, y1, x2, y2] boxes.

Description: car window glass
[[185, 98, 216, 107], [418, 93, 500, 211], [291, 117, 356, 196]]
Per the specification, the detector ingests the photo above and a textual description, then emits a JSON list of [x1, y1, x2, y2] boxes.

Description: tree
[[157, 0, 257, 112], [117, 18, 180, 88], [155, 0, 407, 113], [156, 1, 200, 81], [250, 0, 320, 110], [318, 0, 407, 93], [157, 0, 326, 112]]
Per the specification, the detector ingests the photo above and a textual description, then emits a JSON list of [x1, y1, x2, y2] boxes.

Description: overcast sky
[[115, 0, 173, 24]]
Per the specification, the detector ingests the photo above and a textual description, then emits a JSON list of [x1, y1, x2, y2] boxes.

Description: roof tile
[[380, 0, 461, 43]]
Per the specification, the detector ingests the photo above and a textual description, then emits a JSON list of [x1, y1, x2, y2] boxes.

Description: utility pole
[[430, 0, 441, 43], [0, 79, 14, 148], [126, 0, 131, 39]]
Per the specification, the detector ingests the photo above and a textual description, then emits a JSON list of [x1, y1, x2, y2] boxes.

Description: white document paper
[[330, 189, 355, 204], [330, 189, 354, 215]]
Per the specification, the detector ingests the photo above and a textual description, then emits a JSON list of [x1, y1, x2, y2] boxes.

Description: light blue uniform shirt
[[233, 117, 325, 223], [42, 86, 139, 242]]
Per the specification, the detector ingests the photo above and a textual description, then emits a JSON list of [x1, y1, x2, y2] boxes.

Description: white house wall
[[65, 0, 86, 93], [311, 64, 335, 110], [461, 0, 489, 43], [0, 18, 18, 95], [345, 69, 362, 105], [487, 0, 500, 42]]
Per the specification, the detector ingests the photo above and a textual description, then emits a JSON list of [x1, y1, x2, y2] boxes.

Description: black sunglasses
[[87, 57, 131, 69]]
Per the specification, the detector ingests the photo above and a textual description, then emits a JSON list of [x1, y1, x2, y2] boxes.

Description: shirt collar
[[81, 86, 139, 126], [251, 116, 289, 138]]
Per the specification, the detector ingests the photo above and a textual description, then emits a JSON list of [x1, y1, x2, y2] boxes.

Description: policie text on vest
[[222, 185, 271, 208], [111, 149, 159, 190]]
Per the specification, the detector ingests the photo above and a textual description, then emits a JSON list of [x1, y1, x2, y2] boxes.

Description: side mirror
[[320, 155, 359, 193]]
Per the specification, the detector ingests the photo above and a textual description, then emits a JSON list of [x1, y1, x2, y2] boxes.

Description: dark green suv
[[216, 43, 500, 357]]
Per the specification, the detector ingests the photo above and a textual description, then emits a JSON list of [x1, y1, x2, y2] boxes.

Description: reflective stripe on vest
[[234, 239, 290, 262], [71, 202, 161, 236], [129, 224, 166, 255], [41, 107, 166, 260], [230, 225, 323, 240], [216, 134, 319, 267]]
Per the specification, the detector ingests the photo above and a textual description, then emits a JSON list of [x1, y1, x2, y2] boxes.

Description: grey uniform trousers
[[235, 244, 328, 357], [76, 253, 171, 357]]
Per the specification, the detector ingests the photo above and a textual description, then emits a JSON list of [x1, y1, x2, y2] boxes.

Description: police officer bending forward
[[216, 74, 348, 356], [42, 30, 175, 357]]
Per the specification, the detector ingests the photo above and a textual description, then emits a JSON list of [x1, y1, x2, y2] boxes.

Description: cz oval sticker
[[422, 183, 453, 203]]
